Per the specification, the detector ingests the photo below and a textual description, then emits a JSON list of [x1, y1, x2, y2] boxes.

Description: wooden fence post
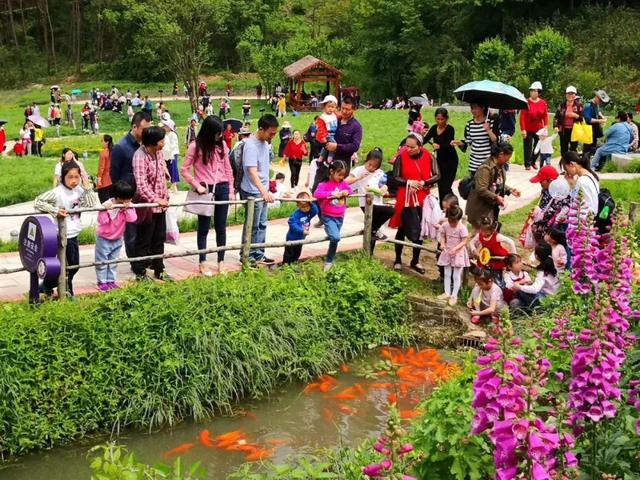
[[241, 197, 256, 269], [57, 216, 67, 299], [362, 193, 374, 256], [629, 202, 639, 224]]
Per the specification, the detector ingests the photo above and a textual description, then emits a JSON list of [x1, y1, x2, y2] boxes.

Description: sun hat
[[595, 89, 610, 103], [565, 86, 577, 94], [529, 165, 559, 184], [529, 81, 543, 91], [319, 95, 338, 105], [548, 177, 571, 199], [238, 127, 251, 136], [159, 119, 176, 132], [536, 127, 549, 137], [282, 121, 291, 129]]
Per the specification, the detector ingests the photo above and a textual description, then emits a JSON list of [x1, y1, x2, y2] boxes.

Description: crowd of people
[[25, 78, 626, 332]]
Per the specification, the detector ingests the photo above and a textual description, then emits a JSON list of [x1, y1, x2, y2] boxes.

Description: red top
[[389, 147, 433, 229], [519, 98, 548, 133], [478, 231, 509, 270], [97, 148, 112, 188], [0, 128, 5, 153], [283, 139, 308, 159], [223, 130, 234, 149]]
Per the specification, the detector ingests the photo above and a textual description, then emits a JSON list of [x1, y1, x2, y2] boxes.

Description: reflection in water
[[0, 348, 459, 479]]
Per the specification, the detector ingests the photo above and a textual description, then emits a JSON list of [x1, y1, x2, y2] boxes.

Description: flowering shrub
[[471, 201, 639, 479]]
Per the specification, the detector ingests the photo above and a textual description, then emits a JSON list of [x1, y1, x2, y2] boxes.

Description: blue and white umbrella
[[454, 80, 527, 110]]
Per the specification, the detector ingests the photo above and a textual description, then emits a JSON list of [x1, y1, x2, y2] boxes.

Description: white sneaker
[[323, 262, 333, 272], [437, 293, 450, 300]]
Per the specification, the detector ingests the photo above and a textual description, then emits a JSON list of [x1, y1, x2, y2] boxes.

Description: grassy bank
[[0, 255, 411, 457]]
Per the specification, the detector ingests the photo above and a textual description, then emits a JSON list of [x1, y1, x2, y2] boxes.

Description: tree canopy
[[0, 0, 638, 105]]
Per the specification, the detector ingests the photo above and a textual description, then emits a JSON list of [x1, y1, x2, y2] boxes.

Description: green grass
[[0, 255, 411, 457]]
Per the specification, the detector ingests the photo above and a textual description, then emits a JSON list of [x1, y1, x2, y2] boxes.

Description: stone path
[[0, 164, 637, 301]]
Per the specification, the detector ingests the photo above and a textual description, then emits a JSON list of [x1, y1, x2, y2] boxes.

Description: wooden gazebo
[[283, 56, 342, 111]]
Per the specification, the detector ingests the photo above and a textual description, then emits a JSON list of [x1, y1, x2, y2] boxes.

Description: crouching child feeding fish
[[282, 192, 319, 264]]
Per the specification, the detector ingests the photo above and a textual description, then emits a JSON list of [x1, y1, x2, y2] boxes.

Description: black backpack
[[458, 173, 475, 200], [229, 141, 246, 194], [594, 187, 615, 234]]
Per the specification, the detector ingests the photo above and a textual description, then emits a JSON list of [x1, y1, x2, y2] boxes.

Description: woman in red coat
[[283, 130, 308, 189], [390, 132, 440, 273]]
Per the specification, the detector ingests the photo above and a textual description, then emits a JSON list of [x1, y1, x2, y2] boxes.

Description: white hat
[[161, 112, 171, 121], [282, 121, 291, 128], [536, 127, 549, 137], [406, 132, 424, 145], [529, 81, 543, 91], [565, 85, 577, 94], [319, 95, 338, 105], [159, 119, 176, 132]]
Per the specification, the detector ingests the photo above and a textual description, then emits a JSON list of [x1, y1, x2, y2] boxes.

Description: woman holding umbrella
[[466, 142, 520, 229]]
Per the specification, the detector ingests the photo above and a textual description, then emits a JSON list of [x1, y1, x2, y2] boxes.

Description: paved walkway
[[0, 164, 637, 301]]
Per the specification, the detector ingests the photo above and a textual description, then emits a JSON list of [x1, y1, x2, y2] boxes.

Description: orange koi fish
[[245, 448, 275, 461], [199, 429, 214, 448], [323, 408, 335, 422], [215, 430, 245, 443], [162, 443, 195, 459], [340, 364, 350, 373], [266, 438, 290, 446], [318, 381, 336, 393], [369, 382, 393, 389], [337, 403, 357, 415], [304, 382, 320, 394], [400, 408, 425, 419], [387, 393, 398, 405]]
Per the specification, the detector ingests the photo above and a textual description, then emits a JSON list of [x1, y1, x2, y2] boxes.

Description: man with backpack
[[237, 115, 279, 265]]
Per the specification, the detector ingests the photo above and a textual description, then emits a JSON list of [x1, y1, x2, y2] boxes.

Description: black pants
[[131, 212, 166, 277], [523, 132, 539, 168], [289, 159, 302, 188], [124, 222, 137, 259], [43, 236, 79, 295], [436, 158, 458, 206], [97, 186, 112, 203], [360, 205, 394, 252], [312, 162, 330, 193], [196, 182, 229, 263], [283, 245, 302, 264], [559, 129, 578, 155], [394, 227, 423, 265]]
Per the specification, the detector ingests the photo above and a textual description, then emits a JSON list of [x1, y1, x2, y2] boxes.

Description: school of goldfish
[[162, 348, 460, 464]]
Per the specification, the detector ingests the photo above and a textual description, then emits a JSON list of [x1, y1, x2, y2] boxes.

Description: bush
[[471, 38, 516, 83], [520, 27, 571, 99], [0, 255, 411, 457]]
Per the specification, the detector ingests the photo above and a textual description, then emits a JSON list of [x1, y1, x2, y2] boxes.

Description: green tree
[[471, 37, 516, 82], [520, 27, 571, 100]]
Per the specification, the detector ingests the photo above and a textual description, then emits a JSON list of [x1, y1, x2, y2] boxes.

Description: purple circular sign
[[19, 216, 60, 280]]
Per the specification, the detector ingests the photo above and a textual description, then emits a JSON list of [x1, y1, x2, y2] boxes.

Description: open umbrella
[[223, 118, 243, 132], [0, 120, 7, 126], [454, 80, 527, 110], [408, 95, 428, 106], [71, 88, 82, 95], [27, 115, 50, 128], [50, 85, 60, 90]]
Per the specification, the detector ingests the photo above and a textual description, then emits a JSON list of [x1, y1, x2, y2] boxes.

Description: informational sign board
[[19, 216, 60, 303]]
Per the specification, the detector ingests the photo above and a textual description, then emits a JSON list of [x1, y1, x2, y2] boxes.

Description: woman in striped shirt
[[451, 103, 498, 174]]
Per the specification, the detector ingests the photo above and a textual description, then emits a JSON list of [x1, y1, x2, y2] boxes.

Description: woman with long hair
[[180, 115, 234, 276], [424, 107, 458, 205], [97, 134, 114, 202], [559, 151, 599, 215]]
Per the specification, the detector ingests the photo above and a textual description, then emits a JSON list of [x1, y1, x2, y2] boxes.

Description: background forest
[[0, 0, 639, 106]]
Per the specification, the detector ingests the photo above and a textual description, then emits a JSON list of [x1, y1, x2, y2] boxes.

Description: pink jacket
[[314, 180, 352, 218], [181, 142, 234, 194], [97, 207, 137, 240]]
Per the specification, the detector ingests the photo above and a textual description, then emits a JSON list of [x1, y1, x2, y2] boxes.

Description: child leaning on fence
[[283, 192, 319, 265], [313, 160, 353, 272], [95, 181, 137, 292], [34, 160, 98, 298]]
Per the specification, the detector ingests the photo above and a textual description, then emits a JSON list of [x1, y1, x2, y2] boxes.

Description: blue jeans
[[197, 182, 229, 263], [323, 215, 344, 263], [240, 189, 269, 261], [95, 237, 123, 284], [540, 153, 552, 166]]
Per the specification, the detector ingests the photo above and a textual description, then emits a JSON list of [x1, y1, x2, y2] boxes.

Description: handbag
[[518, 213, 536, 249], [401, 188, 422, 243], [570, 121, 593, 144], [184, 189, 215, 217]]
